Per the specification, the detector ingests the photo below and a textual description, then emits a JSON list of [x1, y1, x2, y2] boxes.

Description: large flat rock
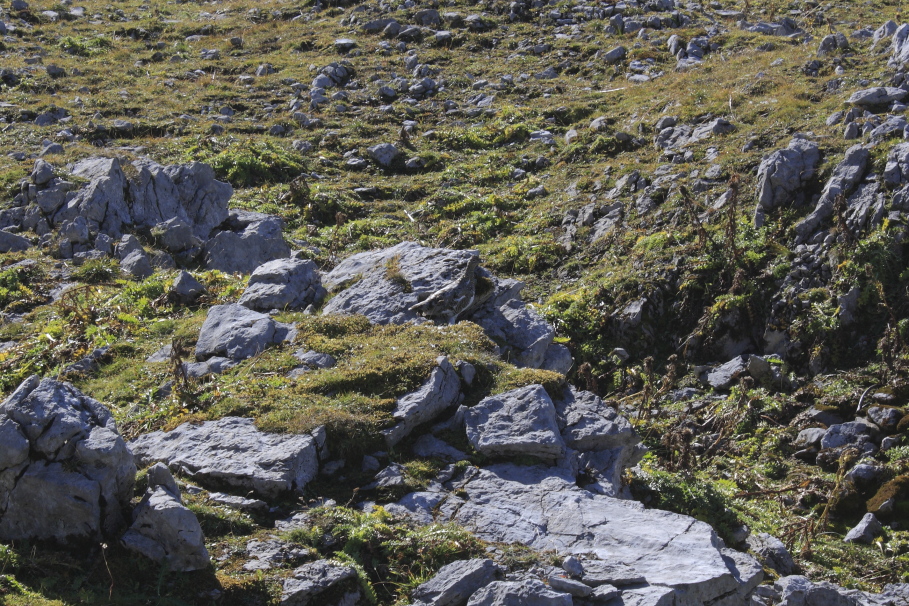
[[129, 417, 318, 499], [429, 464, 758, 605]]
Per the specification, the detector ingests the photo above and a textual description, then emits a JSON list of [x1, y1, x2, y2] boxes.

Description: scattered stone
[[238, 258, 326, 311], [194, 303, 296, 362], [281, 560, 359, 606], [121, 465, 209, 571], [466, 579, 571, 605], [754, 136, 819, 225], [203, 211, 291, 274], [844, 512, 883, 544], [170, 270, 206, 303], [0, 230, 31, 253], [367, 143, 400, 168], [745, 532, 796, 576], [383, 357, 460, 446]]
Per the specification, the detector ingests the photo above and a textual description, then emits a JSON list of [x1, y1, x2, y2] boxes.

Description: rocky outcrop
[[465, 385, 566, 460], [121, 464, 209, 572], [409, 558, 502, 606], [383, 356, 461, 447], [754, 136, 820, 226], [238, 258, 326, 311], [322, 242, 566, 370], [0, 376, 135, 541], [794, 144, 869, 242], [411, 463, 764, 605], [53, 158, 231, 239], [194, 303, 297, 362], [203, 210, 290, 274], [129, 416, 319, 499]]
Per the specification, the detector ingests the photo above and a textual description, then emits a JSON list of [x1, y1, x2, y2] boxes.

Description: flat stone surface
[[431, 464, 757, 604], [410, 558, 501, 606], [195, 303, 296, 361], [130, 416, 318, 499]]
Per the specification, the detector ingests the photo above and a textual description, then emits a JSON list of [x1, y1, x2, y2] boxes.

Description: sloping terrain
[[2, 0, 909, 604]]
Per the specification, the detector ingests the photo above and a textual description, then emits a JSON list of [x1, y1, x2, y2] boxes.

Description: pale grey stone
[[129, 416, 318, 499], [281, 560, 358, 606], [466, 579, 571, 606], [844, 513, 883, 544], [367, 143, 400, 168], [0, 230, 31, 253], [383, 357, 460, 447], [195, 303, 296, 361], [0, 376, 135, 541], [239, 258, 326, 311], [746, 532, 795, 576], [204, 211, 290, 274], [847, 87, 908, 107], [465, 385, 565, 459], [410, 558, 501, 606]]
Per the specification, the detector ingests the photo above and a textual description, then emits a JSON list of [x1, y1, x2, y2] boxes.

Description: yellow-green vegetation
[[5, 0, 909, 600]]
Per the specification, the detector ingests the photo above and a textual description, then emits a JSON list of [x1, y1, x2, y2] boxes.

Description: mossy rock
[[867, 475, 909, 520], [828, 481, 866, 520], [896, 414, 909, 433]]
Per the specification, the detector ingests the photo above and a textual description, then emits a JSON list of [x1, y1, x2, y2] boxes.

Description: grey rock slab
[[547, 574, 592, 597], [154, 217, 197, 253], [794, 428, 827, 449], [203, 212, 291, 274], [866, 406, 902, 432], [322, 241, 485, 325], [615, 585, 676, 606], [0, 230, 31, 253], [821, 421, 880, 450], [412, 434, 467, 462], [0, 376, 135, 541], [465, 385, 565, 459], [844, 513, 883, 544], [293, 350, 336, 369], [31, 159, 55, 185], [795, 144, 869, 241], [466, 579, 571, 606], [238, 258, 326, 311], [122, 482, 209, 572], [367, 143, 400, 168], [883, 142, 909, 187], [891, 23, 909, 67], [541, 343, 573, 375], [470, 296, 554, 369], [410, 558, 501, 606], [847, 87, 908, 107], [129, 416, 318, 499], [170, 270, 206, 302], [554, 386, 638, 452], [704, 356, 750, 390], [754, 136, 819, 224], [745, 532, 795, 575], [120, 249, 154, 280], [281, 559, 358, 606], [383, 357, 460, 447], [244, 539, 310, 571], [195, 303, 296, 361], [208, 491, 268, 512], [436, 464, 756, 604]]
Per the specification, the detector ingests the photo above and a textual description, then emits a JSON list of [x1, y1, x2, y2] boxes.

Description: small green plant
[[58, 35, 112, 56], [71, 259, 117, 284]]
